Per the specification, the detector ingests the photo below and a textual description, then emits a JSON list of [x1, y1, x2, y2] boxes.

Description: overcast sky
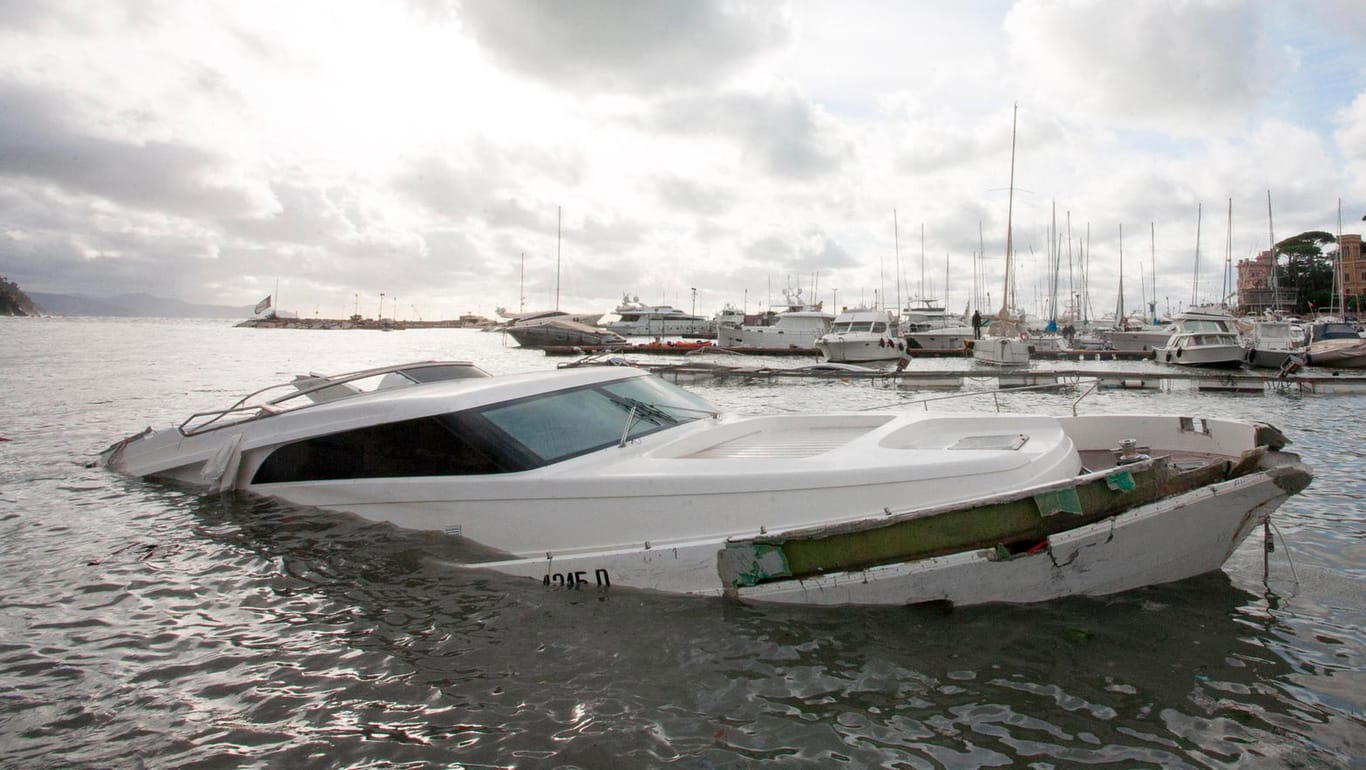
[[2, 0, 1363, 321]]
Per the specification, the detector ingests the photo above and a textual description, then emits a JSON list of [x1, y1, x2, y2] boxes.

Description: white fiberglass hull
[[815, 334, 904, 362], [606, 319, 713, 337], [720, 327, 824, 350], [103, 366, 1311, 607], [1155, 344, 1246, 368], [1103, 328, 1173, 352], [972, 337, 1030, 366], [906, 327, 973, 350]]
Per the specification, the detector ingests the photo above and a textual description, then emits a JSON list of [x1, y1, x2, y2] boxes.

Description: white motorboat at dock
[[101, 360, 1312, 607]]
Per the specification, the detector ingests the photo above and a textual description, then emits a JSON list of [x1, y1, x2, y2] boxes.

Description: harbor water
[[1, 317, 1362, 768]]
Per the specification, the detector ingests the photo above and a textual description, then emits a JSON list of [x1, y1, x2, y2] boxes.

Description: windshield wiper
[[609, 395, 680, 446]]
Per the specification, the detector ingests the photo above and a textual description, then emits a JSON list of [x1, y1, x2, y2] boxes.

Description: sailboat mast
[[1001, 102, 1017, 319], [920, 223, 926, 300], [1224, 199, 1233, 309], [893, 210, 901, 313], [1338, 199, 1346, 317], [1118, 224, 1125, 323], [1266, 191, 1277, 313], [1150, 223, 1157, 323], [1191, 202, 1202, 308], [555, 206, 562, 312]]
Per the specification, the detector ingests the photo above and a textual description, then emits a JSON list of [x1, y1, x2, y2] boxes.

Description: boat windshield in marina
[[251, 373, 721, 483]]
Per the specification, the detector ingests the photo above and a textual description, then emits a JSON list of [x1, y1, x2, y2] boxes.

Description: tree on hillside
[[1274, 231, 1337, 314], [1, 275, 42, 316]]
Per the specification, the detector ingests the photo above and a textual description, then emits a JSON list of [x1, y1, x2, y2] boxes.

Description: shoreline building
[[1340, 234, 1363, 316], [1236, 248, 1296, 314], [1237, 232, 1362, 317]]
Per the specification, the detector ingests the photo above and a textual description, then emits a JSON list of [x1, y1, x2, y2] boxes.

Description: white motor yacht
[[814, 308, 901, 362], [603, 294, 713, 338], [719, 288, 834, 351], [1154, 308, 1246, 368], [102, 361, 1312, 607]]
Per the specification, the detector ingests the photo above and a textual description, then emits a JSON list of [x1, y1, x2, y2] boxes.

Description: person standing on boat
[[971, 309, 982, 340]]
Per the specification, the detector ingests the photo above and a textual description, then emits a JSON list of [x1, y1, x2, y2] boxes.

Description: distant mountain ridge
[[28, 292, 255, 319]]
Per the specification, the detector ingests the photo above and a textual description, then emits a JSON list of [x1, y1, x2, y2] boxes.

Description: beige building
[[1340, 233, 1363, 313], [1237, 232, 1362, 316]]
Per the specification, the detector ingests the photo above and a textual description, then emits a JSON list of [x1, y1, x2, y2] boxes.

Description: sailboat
[[973, 104, 1030, 367], [501, 207, 621, 349]]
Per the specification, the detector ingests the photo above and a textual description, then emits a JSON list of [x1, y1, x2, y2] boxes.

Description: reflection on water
[[1, 318, 1363, 767]]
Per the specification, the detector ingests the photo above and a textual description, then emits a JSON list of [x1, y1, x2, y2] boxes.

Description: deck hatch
[[684, 426, 871, 459], [948, 434, 1028, 451]]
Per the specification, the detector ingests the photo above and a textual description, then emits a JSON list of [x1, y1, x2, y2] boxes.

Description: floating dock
[[614, 362, 1366, 396], [541, 344, 1156, 360]]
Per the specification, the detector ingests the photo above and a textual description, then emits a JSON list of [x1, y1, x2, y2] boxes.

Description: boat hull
[[1305, 339, 1366, 368], [815, 335, 904, 362], [470, 449, 1308, 606], [971, 337, 1030, 366], [734, 467, 1292, 605], [101, 364, 1313, 607], [1155, 345, 1246, 368]]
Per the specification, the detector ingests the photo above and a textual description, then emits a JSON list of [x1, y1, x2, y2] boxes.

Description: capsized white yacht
[[814, 308, 901, 362], [101, 361, 1312, 607]]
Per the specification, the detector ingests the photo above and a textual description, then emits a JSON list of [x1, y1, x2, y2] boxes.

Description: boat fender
[[897, 340, 905, 351], [878, 337, 886, 348], [1176, 347, 1183, 358], [1245, 347, 1255, 363], [1165, 351, 1173, 362]]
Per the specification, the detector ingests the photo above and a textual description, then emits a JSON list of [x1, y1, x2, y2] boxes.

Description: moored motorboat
[[1302, 321, 1366, 369], [1244, 320, 1307, 369], [718, 287, 833, 351], [603, 294, 714, 338], [814, 308, 901, 362], [1154, 307, 1245, 368], [101, 362, 1312, 607], [505, 316, 627, 349]]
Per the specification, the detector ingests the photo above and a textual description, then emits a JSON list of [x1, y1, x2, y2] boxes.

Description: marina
[[2, 318, 1363, 768]]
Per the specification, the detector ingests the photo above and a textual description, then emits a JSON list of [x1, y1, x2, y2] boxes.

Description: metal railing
[[178, 360, 483, 436]]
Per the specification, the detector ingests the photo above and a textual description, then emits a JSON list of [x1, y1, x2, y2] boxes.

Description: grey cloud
[[392, 143, 583, 225], [648, 90, 848, 179], [654, 175, 733, 216], [458, 0, 789, 92], [392, 156, 482, 218], [742, 229, 854, 272], [0, 1, 159, 34], [1005, 0, 1289, 132], [0, 81, 268, 217]]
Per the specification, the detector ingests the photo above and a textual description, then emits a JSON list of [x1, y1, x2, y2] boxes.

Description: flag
[[254, 295, 272, 314]]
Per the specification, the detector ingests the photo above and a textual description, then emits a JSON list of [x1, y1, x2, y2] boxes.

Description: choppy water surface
[[1, 317, 1363, 768]]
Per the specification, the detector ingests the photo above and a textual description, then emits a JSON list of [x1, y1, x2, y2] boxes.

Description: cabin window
[[251, 413, 537, 483], [252, 374, 716, 482]]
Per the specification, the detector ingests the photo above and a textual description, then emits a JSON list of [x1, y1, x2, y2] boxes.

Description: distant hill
[[2, 276, 41, 316], [27, 292, 255, 319]]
